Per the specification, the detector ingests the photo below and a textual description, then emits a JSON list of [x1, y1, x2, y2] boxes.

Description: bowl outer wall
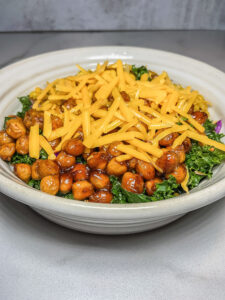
[[0, 46, 225, 221]]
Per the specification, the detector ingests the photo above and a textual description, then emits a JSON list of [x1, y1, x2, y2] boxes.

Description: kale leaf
[[57, 191, 74, 199], [76, 155, 87, 164], [186, 142, 225, 189], [131, 65, 149, 80], [40, 148, 48, 160], [186, 119, 225, 189], [110, 175, 180, 203], [3, 116, 14, 129], [11, 153, 36, 165], [28, 179, 41, 190], [150, 176, 180, 201], [203, 119, 225, 142], [17, 96, 32, 119]]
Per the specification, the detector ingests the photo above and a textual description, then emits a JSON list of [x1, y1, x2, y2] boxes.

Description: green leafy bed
[[4, 70, 225, 203]]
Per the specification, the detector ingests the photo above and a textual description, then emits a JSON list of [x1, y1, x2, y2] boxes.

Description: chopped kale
[[11, 153, 36, 165], [75, 155, 87, 164], [131, 65, 149, 80], [16, 96, 32, 119], [204, 119, 225, 142], [110, 175, 180, 203], [3, 116, 14, 129], [57, 191, 74, 199], [40, 148, 48, 160], [28, 179, 41, 190]]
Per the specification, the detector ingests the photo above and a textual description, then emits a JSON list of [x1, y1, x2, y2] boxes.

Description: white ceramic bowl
[[0, 47, 225, 235]]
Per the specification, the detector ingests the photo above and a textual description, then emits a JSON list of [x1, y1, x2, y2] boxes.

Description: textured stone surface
[[1, 0, 225, 31]]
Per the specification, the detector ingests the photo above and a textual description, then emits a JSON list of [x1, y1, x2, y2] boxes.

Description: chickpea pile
[[0, 107, 209, 203]]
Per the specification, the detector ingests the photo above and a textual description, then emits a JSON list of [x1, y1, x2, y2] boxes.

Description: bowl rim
[[1, 45, 225, 220]]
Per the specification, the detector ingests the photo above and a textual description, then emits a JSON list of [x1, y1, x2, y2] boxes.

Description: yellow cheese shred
[[29, 124, 40, 159], [181, 169, 189, 193], [39, 135, 56, 160]]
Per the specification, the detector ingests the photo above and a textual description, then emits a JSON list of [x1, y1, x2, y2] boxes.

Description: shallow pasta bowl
[[0, 46, 225, 234]]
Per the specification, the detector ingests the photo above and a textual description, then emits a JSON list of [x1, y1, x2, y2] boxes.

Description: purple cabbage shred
[[215, 120, 222, 133]]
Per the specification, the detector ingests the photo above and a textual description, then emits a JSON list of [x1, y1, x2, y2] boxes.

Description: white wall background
[[0, 0, 224, 31]]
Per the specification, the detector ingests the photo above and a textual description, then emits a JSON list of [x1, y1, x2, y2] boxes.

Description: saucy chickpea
[[191, 111, 208, 124], [31, 160, 41, 180], [24, 109, 44, 129], [63, 138, 84, 156], [0, 130, 14, 146], [0, 143, 16, 161], [87, 151, 108, 170], [128, 157, 137, 170], [135, 160, 155, 180], [72, 164, 90, 181], [48, 138, 61, 150], [40, 175, 59, 195], [120, 91, 130, 102], [106, 157, 127, 176], [90, 171, 110, 190], [158, 131, 179, 147], [6, 118, 26, 139], [59, 173, 73, 194], [72, 180, 94, 200], [51, 115, 63, 130], [145, 178, 162, 196], [166, 164, 187, 184], [156, 151, 179, 174], [38, 159, 59, 178], [167, 145, 186, 164], [183, 137, 192, 153], [121, 172, 144, 194], [108, 142, 122, 157], [89, 191, 113, 203], [63, 98, 76, 110], [14, 163, 31, 182], [56, 151, 75, 169], [16, 135, 29, 155]]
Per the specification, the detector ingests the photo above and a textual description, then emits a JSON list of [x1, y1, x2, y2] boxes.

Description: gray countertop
[[0, 31, 225, 300]]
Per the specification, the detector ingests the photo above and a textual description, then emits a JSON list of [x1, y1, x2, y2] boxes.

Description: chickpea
[[63, 98, 76, 110], [166, 164, 187, 184], [183, 137, 192, 153], [108, 142, 122, 157], [38, 160, 59, 178], [59, 173, 73, 194], [158, 130, 179, 147], [128, 157, 137, 170], [0, 143, 16, 161], [14, 163, 31, 182], [63, 138, 84, 156], [106, 157, 127, 176], [121, 172, 144, 194], [156, 151, 179, 174], [40, 175, 59, 195], [89, 191, 113, 203], [6, 118, 26, 139], [120, 91, 130, 102], [72, 180, 94, 200], [166, 145, 186, 164], [51, 115, 63, 130], [87, 151, 108, 170], [72, 163, 90, 181], [136, 160, 155, 180], [0, 130, 14, 146], [16, 135, 29, 155], [145, 178, 162, 196], [191, 111, 208, 124], [48, 138, 61, 150], [24, 109, 44, 129], [31, 160, 41, 180], [90, 171, 110, 190], [56, 151, 75, 169]]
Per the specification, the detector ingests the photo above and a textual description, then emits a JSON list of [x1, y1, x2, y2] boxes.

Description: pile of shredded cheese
[[27, 60, 225, 192]]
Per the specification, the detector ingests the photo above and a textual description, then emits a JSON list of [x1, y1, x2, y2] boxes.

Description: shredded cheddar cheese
[[27, 59, 225, 196]]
